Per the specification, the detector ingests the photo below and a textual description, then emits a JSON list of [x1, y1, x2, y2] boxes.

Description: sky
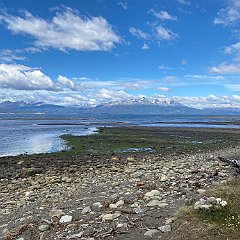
[[0, 0, 240, 108]]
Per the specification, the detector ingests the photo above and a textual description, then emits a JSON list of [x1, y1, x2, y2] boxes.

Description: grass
[[173, 178, 240, 240], [57, 127, 240, 156]]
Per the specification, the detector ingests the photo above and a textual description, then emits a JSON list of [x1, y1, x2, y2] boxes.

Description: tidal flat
[[0, 127, 240, 240]]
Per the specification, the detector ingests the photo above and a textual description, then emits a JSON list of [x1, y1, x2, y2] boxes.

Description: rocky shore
[[1, 128, 240, 240]]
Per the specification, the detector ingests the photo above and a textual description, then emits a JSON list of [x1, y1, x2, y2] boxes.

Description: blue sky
[[0, 0, 239, 108]]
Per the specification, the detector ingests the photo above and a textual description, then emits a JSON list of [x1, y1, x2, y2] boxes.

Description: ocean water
[[0, 113, 239, 157]]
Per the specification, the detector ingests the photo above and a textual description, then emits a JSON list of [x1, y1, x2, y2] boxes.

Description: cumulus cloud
[[97, 89, 130, 100], [214, 0, 240, 26], [0, 8, 121, 51], [129, 27, 149, 40], [0, 63, 57, 91], [57, 75, 77, 91], [150, 10, 177, 21], [209, 63, 240, 74]]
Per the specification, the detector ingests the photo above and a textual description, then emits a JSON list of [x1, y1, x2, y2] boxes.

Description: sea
[[0, 112, 240, 157]]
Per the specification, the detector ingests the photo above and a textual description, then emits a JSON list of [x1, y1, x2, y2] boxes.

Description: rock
[[20, 168, 43, 177], [127, 157, 135, 162], [158, 225, 171, 232], [102, 212, 121, 222], [145, 190, 160, 198], [38, 224, 50, 232], [68, 232, 84, 239], [159, 174, 168, 182], [147, 200, 168, 208], [93, 202, 103, 208], [144, 229, 160, 238], [16, 238, 25, 240], [59, 215, 73, 224], [197, 189, 206, 194], [109, 200, 124, 209], [82, 206, 91, 214], [50, 209, 65, 218], [61, 176, 72, 183]]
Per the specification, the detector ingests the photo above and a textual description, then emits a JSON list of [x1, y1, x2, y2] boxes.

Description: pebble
[[38, 224, 50, 232], [145, 190, 160, 198], [158, 225, 172, 232], [144, 229, 160, 238], [102, 212, 121, 222], [82, 206, 91, 214], [147, 200, 168, 208], [59, 215, 73, 224]]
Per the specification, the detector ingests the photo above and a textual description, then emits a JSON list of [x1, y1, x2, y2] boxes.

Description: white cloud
[[150, 10, 177, 21], [154, 25, 177, 40], [158, 87, 171, 92], [209, 63, 240, 74], [163, 76, 177, 81], [57, 75, 77, 91], [97, 89, 130, 100], [142, 43, 150, 50], [129, 27, 149, 40], [0, 63, 57, 91], [0, 8, 121, 51], [178, 0, 191, 5], [214, 0, 240, 26], [118, 1, 128, 10], [0, 49, 25, 62]]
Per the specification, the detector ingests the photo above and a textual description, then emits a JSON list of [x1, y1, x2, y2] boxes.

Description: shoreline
[[1, 126, 240, 239]]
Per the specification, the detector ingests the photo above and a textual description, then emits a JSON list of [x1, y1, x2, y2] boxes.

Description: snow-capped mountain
[[103, 97, 182, 107]]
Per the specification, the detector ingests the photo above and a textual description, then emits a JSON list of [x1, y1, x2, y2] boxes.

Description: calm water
[[0, 113, 239, 157]]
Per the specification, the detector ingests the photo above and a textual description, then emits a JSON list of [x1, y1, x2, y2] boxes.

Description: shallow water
[[0, 119, 97, 157], [0, 114, 239, 157]]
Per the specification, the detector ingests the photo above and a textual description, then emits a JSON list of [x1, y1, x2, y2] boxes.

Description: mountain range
[[0, 99, 240, 115]]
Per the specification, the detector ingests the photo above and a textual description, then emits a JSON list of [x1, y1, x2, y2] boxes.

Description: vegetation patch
[[59, 127, 240, 156], [172, 178, 240, 240]]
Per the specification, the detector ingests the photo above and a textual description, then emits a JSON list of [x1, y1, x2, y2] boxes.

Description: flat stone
[[102, 212, 121, 222], [197, 189, 206, 194], [93, 202, 103, 208], [38, 224, 50, 232], [158, 225, 171, 232], [147, 200, 168, 207], [82, 206, 91, 214], [145, 190, 160, 198], [50, 209, 65, 218], [59, 215, 73, 224], [144, 229, 160, 238]]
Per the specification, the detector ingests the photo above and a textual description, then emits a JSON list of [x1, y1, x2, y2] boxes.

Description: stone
[[102, 212, 121, 222], [38, 224, 50, 232], [147, 200, 168, 208], [61, 176, 72, 183], [50, 209, 65, 218], [20, 168, 43, 177], [159, 174, 168, 182], [82, 206, 91, 214], [93, 202, 103, 208], [68, 232, 84, 239], [145, 190, 160, 198], [59, 215, 73, 224], [109, 200, 124, 209], [144, 229, 160, 238], [197, 189, 206, 194], [158, 225, 171, 232]]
